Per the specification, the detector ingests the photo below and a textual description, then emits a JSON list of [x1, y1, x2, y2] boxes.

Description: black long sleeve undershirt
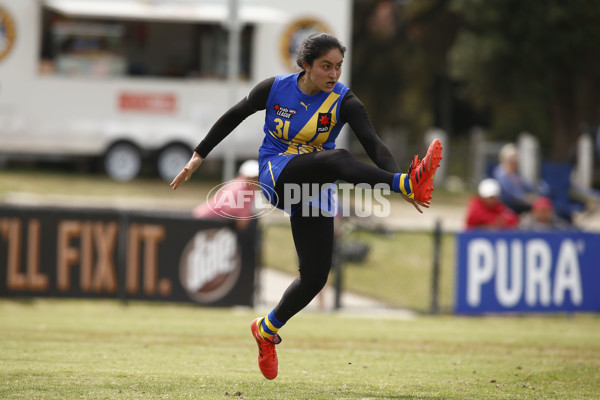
[[194, 77, 401, 174], [194, 77, 272, 158]]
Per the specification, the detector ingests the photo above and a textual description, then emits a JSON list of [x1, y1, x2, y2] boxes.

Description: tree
[[351, 0, 461, 157], [449, 0, 600, 161]]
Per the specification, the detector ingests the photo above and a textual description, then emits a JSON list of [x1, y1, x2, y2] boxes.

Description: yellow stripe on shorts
[[268, 161, 276, 186]]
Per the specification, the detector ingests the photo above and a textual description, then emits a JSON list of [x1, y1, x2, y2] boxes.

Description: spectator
[[466, 178, 519, 230], [193, 159, 260, 231], [493, 143, 548, 214], [519, 196, 572, 231]]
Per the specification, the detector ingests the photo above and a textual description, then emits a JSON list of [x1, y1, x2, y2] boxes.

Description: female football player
[[170, 33, 443, 380]]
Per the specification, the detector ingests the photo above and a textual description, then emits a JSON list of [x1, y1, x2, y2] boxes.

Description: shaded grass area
[[1, 299, 599, 400], [263, 224, 456, 313], [0, 166, 470, 208], [0, 167, 216, 203]]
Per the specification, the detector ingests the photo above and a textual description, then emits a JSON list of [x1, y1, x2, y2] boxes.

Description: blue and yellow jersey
[[262, 72, 349, 157], [258, 72, 349, 213]]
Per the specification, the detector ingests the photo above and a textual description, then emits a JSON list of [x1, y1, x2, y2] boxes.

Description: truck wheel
[[157, 144, 191, 181], [104, 143, 142, 182]]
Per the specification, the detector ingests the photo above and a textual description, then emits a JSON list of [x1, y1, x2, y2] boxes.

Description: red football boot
[[408, 139, 443, 202], [250, 318, 281, 380]]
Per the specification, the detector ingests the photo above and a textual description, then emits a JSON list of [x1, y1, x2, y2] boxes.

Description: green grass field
[[2, 168, 599, 399], [0, 167, 217, 209], [263, 224, 456, 313], [1, 299, 599, 400]]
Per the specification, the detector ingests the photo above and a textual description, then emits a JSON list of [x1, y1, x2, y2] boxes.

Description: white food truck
[[0, 0, 352, 180]]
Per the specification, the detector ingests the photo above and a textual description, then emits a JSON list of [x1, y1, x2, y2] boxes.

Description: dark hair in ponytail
[[296, 33, 346, 70]]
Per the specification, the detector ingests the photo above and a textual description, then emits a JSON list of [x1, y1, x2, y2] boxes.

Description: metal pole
[[333, 236, 343, 310], [117, 211, 130, 306], [223, 0, 241, 182]]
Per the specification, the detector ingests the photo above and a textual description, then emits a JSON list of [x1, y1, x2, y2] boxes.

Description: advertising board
[[0, 205, 257, 306], [455, 231, 600, 314]]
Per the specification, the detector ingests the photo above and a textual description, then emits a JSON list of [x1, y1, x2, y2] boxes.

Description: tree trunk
[[549, 102, 579, 163], [548, 71, 579, 163]]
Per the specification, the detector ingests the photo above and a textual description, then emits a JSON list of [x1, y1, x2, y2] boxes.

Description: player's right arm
[[170, 151, 204, 190]]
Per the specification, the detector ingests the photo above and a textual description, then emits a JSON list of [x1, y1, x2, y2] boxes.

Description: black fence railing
[[261, 221, 455, 314]]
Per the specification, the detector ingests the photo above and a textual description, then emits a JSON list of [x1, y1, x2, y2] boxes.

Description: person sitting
[[493, 143, 549, 214], [519, 196, 572, 231], [466, 178, 519, 230]]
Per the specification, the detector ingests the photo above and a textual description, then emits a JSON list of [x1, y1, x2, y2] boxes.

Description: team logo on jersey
[[317, 113, 332, 133], [274, 104, 297, 119], [0, 6, 16, 63]]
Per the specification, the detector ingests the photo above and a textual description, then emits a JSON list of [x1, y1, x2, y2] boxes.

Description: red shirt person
[[466, 178, 519, 230]]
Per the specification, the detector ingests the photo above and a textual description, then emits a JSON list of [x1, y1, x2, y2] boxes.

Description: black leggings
[[275, 148, 396, 189], [272, 210, 334, 322], [271, 150, 396, 322]]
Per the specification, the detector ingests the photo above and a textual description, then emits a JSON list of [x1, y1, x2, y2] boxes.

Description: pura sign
[[0, 205, 257, 306], [455, 231, 600, 313]]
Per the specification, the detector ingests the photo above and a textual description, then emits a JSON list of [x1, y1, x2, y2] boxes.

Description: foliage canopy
[[351, 0, 600, 160]]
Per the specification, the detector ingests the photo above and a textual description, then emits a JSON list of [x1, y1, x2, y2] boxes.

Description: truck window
[[39, 8, 253, 79]]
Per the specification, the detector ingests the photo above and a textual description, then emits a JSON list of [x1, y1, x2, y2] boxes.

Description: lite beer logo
[[466, 238, 583, 308], [179, 228, 240, 303]]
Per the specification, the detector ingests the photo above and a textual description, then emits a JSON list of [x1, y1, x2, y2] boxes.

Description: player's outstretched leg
[[408, 139, 444, 203], [251, 317, 281, 379]]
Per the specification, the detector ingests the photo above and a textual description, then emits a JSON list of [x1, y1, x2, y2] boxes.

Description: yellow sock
[[399, 173, 413, 197], [258, 311, 284, 339]]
